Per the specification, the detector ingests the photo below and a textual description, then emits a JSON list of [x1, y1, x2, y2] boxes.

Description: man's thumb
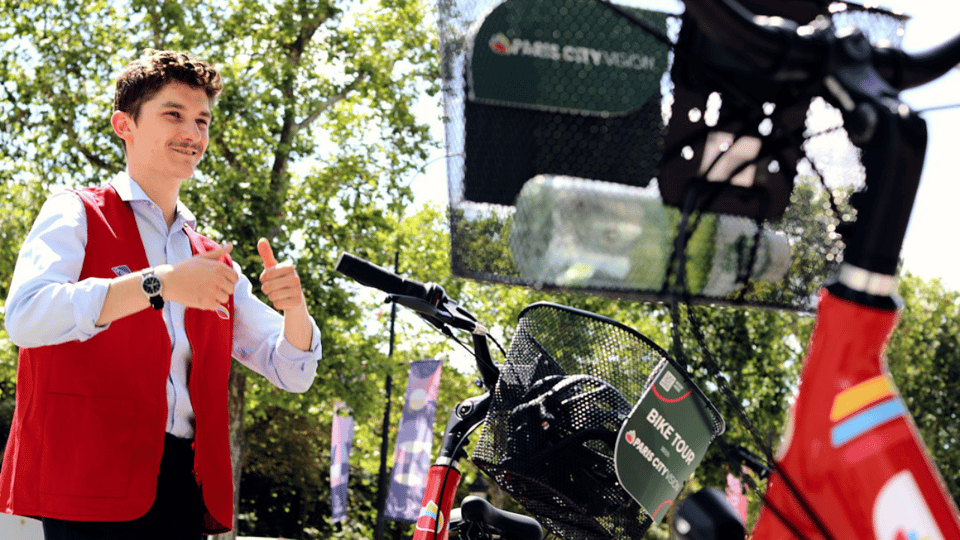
[[258, 237, 279, 268]]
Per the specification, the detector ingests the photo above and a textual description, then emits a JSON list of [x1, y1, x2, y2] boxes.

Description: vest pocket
[[40, 393, 138, 499]]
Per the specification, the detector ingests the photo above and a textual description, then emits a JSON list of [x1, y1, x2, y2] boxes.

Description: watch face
[[143, 275, 162, 295]]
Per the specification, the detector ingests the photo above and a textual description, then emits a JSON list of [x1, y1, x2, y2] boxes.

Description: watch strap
[[148, 293, 164, 310]]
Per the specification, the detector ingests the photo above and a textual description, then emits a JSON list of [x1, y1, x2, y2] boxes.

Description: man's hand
[[258, 237, 312, 352], [258, 238, 307, 314], [158, 243, 239, 311]]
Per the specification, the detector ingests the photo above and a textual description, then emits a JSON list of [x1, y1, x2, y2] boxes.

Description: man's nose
[[180, 121, 203, 142]]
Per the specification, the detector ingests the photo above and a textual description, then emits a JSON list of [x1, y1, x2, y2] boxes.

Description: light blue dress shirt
[[5, 173, 321, 439]]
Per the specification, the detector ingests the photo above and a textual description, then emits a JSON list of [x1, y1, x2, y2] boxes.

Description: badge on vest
[[112, 265, 132, 277]]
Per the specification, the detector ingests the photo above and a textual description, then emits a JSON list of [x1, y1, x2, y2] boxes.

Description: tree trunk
[[211, 364, 248, 540]]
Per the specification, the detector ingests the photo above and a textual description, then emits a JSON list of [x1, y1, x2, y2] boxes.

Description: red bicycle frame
[[751, 289, 960, 539], [413, 464, 463, 540]]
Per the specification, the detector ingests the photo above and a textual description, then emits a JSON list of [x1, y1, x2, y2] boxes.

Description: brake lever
[[384, 294, 450, 332], [446, 301, 488, 336], [384, 294, 488, 336]]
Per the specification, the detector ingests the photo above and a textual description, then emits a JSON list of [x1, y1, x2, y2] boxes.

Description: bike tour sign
[[614, 359, 719, 523]]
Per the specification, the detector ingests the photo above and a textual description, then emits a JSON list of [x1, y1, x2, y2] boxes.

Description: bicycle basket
[[471, 302, 724, 540], [441, 0, 909, 312]]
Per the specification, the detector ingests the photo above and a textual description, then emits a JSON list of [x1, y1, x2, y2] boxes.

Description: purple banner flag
[[331, 401, 355, 524], [384, 360, 443, 522]]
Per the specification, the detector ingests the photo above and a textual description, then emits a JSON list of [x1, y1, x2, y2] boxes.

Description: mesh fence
[[440, 0, 909, 312], [471, 302, 724, 540]]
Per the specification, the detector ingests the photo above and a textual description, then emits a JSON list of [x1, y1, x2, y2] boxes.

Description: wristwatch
[[140, 269, 164, 310]]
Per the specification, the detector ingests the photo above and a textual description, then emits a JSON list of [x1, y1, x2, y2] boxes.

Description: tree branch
[[63, 121, 116, 171], [214, 129, 251, 177], [295, 72, 368, 134]]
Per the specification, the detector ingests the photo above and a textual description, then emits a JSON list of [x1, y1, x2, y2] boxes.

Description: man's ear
[[111, 110, 134, 142]]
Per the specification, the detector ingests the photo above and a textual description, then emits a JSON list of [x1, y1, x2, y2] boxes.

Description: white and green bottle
[[510, 175, 791, 296]]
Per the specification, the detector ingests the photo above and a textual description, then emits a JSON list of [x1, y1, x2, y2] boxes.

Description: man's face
[[119, 81, 212, 183]]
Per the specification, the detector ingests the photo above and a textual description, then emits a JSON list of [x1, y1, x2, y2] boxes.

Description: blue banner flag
[[384, 360, 443, 522], [331, 402, 355, 524]]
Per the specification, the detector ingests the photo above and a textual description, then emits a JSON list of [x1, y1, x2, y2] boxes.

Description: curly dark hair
[[114, 49, 223, 121]]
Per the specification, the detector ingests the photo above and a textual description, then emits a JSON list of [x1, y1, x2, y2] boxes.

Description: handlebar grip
[[459, 496, 544, 540], [335, 252, 430, 299]]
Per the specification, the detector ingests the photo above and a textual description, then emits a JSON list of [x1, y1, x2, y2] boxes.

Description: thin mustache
[[170, 142, 203, 153]]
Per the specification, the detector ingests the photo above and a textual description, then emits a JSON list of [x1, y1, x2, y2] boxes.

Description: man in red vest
[[0, 50, 321, 539]]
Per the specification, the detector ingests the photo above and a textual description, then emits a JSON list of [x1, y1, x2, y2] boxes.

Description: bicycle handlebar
[[680, 0, 822, 79], [335, 252, 501, 388], [674, 0, 960, 285], [889, 34, 960, 90], [335, 252, 432, 300], [682, 0, 960, 91], [335, 252, 476, 332]]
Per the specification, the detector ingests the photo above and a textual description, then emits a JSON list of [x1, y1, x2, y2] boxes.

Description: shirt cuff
[[276, 321, 322, 358], [273, 321, 321, 393], [74, 277, 114, 339]]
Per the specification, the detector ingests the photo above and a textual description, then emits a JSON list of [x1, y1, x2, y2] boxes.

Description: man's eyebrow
[[160, 100, 212, 118]]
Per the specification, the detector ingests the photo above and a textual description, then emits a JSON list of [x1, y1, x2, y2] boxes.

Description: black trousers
[[42, 434, 207, 540]]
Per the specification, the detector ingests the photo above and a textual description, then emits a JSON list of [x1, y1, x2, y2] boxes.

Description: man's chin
[[165, 167, 198, 184], [171, 159, 201, 179]]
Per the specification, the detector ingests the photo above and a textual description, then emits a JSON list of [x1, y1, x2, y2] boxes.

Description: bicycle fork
[[413, 393, 491, 540]]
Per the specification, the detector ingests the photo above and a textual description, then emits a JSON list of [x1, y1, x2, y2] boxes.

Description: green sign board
[[614, 359, 722, 523], [467, 0, 669, 115]]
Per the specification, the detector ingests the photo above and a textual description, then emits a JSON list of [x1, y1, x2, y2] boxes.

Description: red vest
[[0, 185, 235, 533]]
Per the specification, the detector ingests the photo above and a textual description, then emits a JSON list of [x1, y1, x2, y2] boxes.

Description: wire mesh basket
[[472, 302, 724, 540], [440, 0, 910, 312]]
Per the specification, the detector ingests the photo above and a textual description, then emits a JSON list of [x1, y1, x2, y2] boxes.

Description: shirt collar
[[110, 172, 197, 228]]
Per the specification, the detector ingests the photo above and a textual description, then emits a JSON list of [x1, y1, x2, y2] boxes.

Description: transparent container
[[510, 175, 791, 296]]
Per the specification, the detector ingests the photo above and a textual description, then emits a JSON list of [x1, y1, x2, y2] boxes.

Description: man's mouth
[[171, 145, 200, 156]]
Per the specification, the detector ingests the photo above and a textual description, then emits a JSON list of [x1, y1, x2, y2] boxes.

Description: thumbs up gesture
[[258, 237, 307, 314]]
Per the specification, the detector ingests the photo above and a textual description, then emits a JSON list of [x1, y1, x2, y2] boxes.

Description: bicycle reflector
[[472, 303, 724, 540]]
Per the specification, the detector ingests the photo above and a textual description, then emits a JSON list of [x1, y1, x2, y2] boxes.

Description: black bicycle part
[[438, 393, 492, 463], [335, 252, 431, 299], [671, 488, 746, 540], [682, 0, 960, 93], [450, 496, 544, 540], [677, 0, 960, 278], [335, 252, 501, 388]]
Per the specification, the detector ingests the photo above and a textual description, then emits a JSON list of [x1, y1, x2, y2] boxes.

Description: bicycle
[[336, 0, 960, 537], [665, 0, 960, 538], [336, 252, 726, 539]]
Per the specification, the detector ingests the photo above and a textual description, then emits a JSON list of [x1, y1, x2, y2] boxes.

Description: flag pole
[[373, 250, 400, 540]]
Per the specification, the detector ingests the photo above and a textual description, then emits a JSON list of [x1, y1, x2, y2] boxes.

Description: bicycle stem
[[471, 334, 500, 390], [680, 0, 932, 304], [822, 31, 927, 303]]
